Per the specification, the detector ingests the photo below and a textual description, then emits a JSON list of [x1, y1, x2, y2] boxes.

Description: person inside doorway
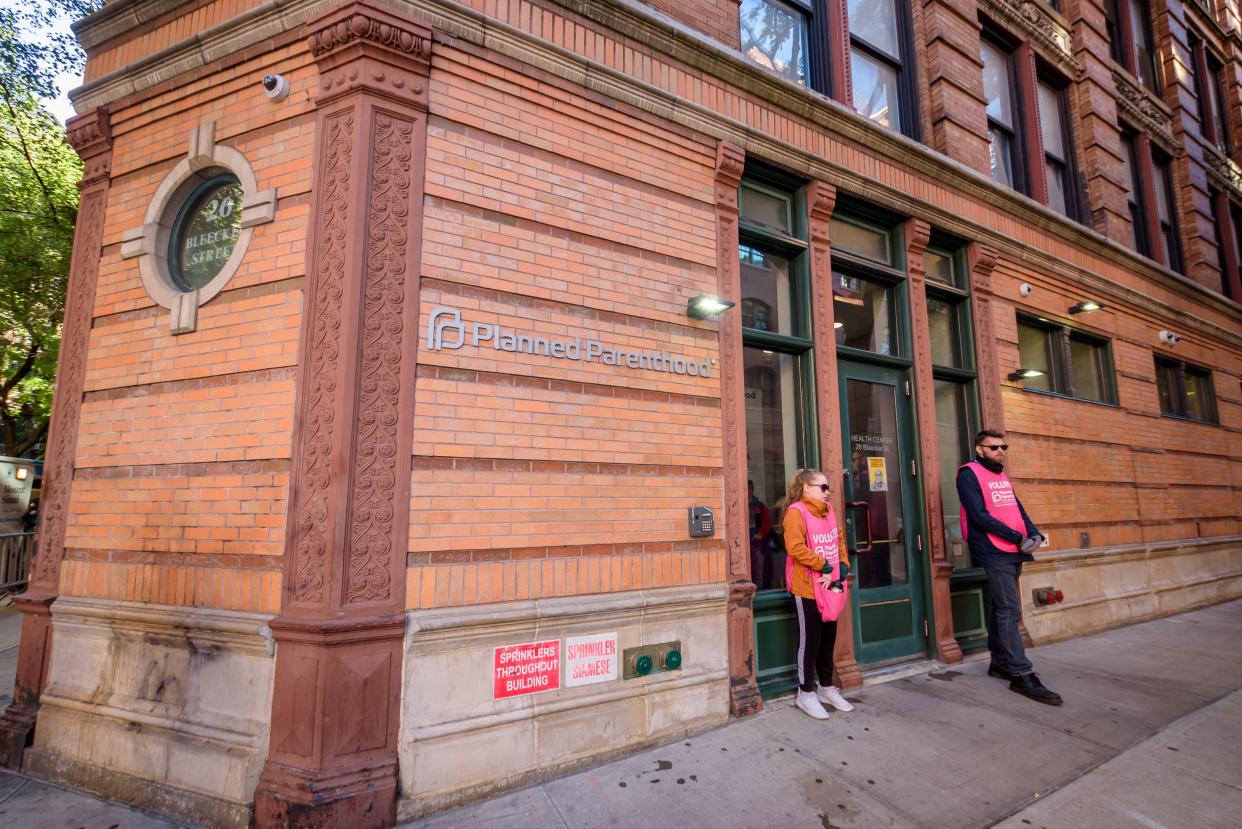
[[782, 468, 855, 720], [748, 479, 773, 589], [956, 429, 1063, 706]]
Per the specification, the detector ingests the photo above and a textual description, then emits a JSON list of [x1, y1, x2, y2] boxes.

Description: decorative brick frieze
[[978, 0, 1079, 79], [1114, 69, 1179, 152], [254, 3, 433, 826], [713, 140, 762, 718]]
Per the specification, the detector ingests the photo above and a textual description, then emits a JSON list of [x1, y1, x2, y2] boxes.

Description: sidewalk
[[1, 599, 1240, 828]]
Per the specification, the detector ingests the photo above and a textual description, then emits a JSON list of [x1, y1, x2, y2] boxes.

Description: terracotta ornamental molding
[[67, 0, 1241, 335], [0, 108, 115, 769], [1113, 70, 1178, 154], [978, 0, 1079, 79], [254, 3, 433, 827], [713, 141, 764, 716], [1203, 146, 1242, 203]]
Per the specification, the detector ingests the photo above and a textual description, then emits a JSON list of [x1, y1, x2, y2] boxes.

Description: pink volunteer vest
[[958, 460, 1025, 553], [785, 501, 848, 621]]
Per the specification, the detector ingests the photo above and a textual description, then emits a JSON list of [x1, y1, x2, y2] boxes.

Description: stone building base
[[395, 585, 730, 822], [24, 598, 275, 829], [1021, 536, 1242, 643]]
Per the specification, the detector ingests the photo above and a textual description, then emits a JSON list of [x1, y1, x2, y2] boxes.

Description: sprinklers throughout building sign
[[426, 307, 716, 378]]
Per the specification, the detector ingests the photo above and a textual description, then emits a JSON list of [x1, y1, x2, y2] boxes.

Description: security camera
[[1158, 330, 1181, 346], [262, 74, 289, 102]]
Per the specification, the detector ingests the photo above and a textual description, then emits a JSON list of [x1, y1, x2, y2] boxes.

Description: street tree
[[0, 1, 99, 457]]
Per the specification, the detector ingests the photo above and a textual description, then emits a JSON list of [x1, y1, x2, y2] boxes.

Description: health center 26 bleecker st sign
[[426, 307, 716, 378]]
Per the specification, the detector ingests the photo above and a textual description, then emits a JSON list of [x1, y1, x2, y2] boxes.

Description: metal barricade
[[0, 532, 35, 595]]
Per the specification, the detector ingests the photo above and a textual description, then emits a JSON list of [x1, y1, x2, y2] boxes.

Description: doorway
[[838, 359, 928, 664]]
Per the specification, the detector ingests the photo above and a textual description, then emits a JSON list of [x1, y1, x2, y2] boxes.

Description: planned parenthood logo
[[426, 306, 714, 378]]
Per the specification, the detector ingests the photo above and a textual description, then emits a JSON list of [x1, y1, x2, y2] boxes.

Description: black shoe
[[1009, 673, 1063, 706], [987, 665, 1015, 680]]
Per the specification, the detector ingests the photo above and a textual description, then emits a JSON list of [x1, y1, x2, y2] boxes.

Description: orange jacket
[[781, 497, 849, 600]]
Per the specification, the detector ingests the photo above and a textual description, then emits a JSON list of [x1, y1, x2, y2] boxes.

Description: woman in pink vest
[[781, 468, 855, 720]]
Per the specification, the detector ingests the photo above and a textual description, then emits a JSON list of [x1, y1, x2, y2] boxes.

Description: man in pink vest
[[956, 429, 1063, 705]]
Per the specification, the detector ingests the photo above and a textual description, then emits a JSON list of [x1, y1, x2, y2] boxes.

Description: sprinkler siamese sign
[[493, 640, 560, 699], [427, 307, 716, 379], [565, 633, 618, 687]]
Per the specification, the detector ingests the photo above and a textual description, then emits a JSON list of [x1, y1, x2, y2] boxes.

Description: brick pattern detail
[[640, 0, 740, 48], [923, 0, 992, 174]]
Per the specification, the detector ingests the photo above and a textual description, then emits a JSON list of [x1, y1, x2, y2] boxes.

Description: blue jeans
[[984, 560, 1033, 677]]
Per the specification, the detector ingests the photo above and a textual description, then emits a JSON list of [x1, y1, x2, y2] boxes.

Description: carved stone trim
[[306, 0, 433, 106], [714, 140, 762, 717], [1203, 145, 1242, 202], [1, 108, 115, 769], [967, 243, 1005, 432], [1113, 70, 1177, 153], [978, 0, 1078, 79], [906, 219, 963, 665]]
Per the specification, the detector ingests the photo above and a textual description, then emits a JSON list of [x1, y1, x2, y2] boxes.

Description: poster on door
[[867, 457, 888, 492]]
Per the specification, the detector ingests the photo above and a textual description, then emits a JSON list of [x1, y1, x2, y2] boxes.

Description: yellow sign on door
[[867, 457, 888, 492]]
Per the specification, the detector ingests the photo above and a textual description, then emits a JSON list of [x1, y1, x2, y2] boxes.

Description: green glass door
[[838, 359, 928, 665]]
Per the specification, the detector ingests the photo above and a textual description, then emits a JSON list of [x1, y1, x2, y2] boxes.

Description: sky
[[3, 0, 82, 124]]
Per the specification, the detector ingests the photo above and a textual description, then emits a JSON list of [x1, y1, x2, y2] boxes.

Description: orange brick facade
[[1, 0, 1239, 825]]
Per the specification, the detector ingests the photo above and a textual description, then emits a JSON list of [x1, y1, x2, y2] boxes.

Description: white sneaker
[[817, 685, 854, 712], [795, 690, 830, 720]]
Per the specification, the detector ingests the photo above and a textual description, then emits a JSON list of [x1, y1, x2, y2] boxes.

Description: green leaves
[[0, 1, 96, 457]]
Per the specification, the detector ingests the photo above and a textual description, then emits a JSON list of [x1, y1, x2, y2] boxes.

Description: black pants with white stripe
[[794, 595, 838, 693]]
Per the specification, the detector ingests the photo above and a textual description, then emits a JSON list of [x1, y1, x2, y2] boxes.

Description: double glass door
[[839, 360, 927, 664]]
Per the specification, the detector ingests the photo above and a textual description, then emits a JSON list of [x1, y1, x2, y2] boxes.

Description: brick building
[[0, 0, 1239, 825]]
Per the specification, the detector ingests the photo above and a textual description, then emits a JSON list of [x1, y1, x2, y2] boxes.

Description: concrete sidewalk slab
[[403, 598, 1242, 829], [0, 771, 187, 828], [994, 690, 1242, 829]]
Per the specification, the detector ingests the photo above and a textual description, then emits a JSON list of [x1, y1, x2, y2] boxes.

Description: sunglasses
[[980, 444, 1009, 451], [816, 483, 830, 492]]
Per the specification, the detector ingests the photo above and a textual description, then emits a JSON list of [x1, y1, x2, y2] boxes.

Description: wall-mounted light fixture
[[1068, 300, 1103, 314], [686, 294, 735, 320], [15, 466, 29, 481], [1007, 369, 1046, 381]]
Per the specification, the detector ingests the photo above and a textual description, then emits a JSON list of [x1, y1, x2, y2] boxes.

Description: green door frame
[[838, 357, 929, 665]]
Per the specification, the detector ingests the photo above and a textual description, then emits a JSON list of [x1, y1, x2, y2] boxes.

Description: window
[[1038, 80, 1075, 218], [982, 38, 1022, 191], [1016, 317, 1117, 403], [1152, 153, 1183, 274], [848, 0, 911, 132], [1207, 58, 1231, 155], [739, 0, 919, 138], [740, 0, 811, 87], [1120, 131, 1151, 256], [1105, 0, 1161, 93], [924, 243, 979, 570], [1156, 358, 1217, 423], [739, 175, 815, 591], [830, 214, 902, 356]]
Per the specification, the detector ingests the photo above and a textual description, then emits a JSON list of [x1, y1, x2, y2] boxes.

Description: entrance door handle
[[845, 501, 874, 554]]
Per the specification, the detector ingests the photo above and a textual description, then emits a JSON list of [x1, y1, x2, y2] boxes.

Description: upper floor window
[[1152, 153, 1183, 274], [1206, 57, 1231, 155], [1016, 316, 1117, 404], [848, 0, 911, 133], [740, 0, 811, 87], [1120, 131, 1151, 256], [1106, 0, 1162, 93], [982, 38, 1023, 191], [1038, 80, 1075, 218], [1156, 358, 1217, 423], [739, 0, 919, 138]]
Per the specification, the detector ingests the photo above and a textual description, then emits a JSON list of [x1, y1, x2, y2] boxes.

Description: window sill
[[1157, 412, 1220, 427], [1013, 387, 1119, 408]]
